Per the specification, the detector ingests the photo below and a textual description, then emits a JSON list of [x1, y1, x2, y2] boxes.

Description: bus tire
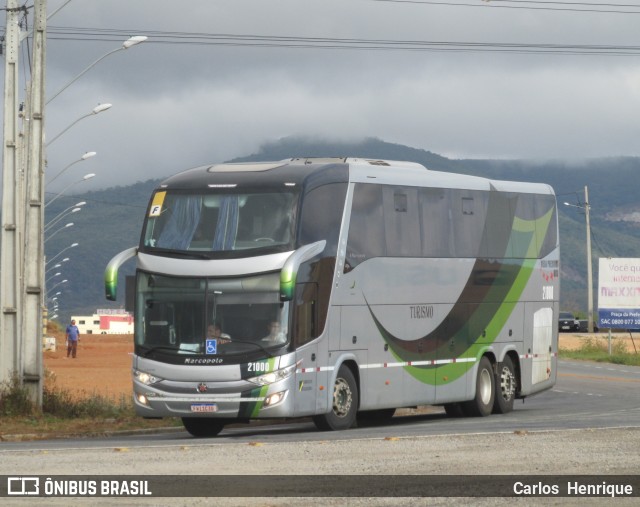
[[181, 417, 225, 438], [493, 355, 516, 414], [356, 408, 396, 427], [461, 356, 495, 417], [313, 365, 359, 431]]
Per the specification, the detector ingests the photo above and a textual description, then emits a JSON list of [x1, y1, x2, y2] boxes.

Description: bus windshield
[[135, 272, 289, 358], [142, 190, 297, 255]]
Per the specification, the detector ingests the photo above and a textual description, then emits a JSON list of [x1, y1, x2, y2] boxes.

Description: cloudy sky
[[2, 0, 640, 193]]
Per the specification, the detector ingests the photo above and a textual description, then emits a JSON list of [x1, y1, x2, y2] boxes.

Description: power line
[[42, 26, 640, 57], [490, 0, 640, 7], [371, 0, 640, 15]]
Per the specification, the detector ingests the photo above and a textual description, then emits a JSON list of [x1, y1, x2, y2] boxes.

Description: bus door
[[522, 303, 556, 394], [292, 282, 328, 416]]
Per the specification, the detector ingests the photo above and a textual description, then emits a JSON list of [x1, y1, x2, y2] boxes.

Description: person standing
[[66, 319, 80, 358]]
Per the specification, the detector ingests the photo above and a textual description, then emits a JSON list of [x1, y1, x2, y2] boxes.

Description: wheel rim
[[479, 368, 493, 406], [500, 366, 515, 401], [333, 377, 352, 418]]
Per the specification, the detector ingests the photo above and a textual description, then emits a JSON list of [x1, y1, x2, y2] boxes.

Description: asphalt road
[[2, 359, 639, 451], [1, 359, 639, 506]]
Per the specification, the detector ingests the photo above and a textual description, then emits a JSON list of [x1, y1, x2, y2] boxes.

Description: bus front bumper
[[133, 379, 294, 419]]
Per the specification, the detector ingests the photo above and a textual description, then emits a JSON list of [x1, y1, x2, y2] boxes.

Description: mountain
[[43, 137, 640, 324]]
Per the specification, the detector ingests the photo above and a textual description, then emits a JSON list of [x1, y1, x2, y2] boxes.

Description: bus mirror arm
[[104, 247, 138, 301], [280, 240, 326, 301]]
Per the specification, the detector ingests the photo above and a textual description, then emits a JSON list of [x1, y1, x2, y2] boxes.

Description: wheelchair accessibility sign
[[206, 339, 217, 355]]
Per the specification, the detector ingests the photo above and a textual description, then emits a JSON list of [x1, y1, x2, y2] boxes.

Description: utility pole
[[585, 186, 594, 334], [22, 0, 47, 404], [1, 0, 23, 387]]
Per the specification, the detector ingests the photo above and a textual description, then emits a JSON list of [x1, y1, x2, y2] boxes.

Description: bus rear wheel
[[461, 356, 495, 417], [493, 355, 516, 414], [313, 365, 358, 431], [181, 417, 225, 437]]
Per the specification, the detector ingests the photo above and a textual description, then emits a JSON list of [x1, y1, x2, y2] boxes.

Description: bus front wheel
[[181, 417, 225, 438], [313, 365, 359, 431], [461, 356, 495, 417]]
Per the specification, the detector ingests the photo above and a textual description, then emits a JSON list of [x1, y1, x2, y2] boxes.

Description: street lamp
[[45, 201, 86, 231], [46, 36, 148, 104], [47, 151, 96, 185], [47, 291, 62, 302], [564, 185, 593, 333], [46, 104, 112, 147], [46, 243, 78, 266], [45, 222, 74, 243], [47, 279, 68, 295], [45, 262, 63, 275], [44, 207, 81, 233], [45, 173, 96, 208], [45, 272, 61, 285], [45, 258, 70, 276]]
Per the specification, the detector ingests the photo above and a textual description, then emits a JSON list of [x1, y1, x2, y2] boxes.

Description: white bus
[[105, 158, 559, 437]]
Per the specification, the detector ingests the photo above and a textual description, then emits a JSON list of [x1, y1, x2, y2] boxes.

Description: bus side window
[[535, 194, 558, 258], [345, 184, 384, 271], [293, 283, 318, 348], [383, 187, 420, 257]]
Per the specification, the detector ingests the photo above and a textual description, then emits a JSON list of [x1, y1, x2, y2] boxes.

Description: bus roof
[[157, 158, 554, 196]]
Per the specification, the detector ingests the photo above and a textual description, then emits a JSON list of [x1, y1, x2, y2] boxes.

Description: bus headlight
[[247, 364, 296, 386], [264, 391, 287, 407], [134, 370, 163, 385]]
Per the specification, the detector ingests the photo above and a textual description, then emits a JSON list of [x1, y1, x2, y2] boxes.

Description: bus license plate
[[191, 404, 217, 413]]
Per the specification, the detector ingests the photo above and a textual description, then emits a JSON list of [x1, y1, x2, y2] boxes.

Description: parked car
[[559, 311, 580, 332]]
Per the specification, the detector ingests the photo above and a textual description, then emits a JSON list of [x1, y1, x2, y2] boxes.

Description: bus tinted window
[[535, 194, 558, 258], [419, 187, 454, 257], [484, 191, 517, 258], [384, 187, 420, 257], [298, 183, 347, 252], [142, 191, 297, 255], [135, 272, 289, 357], [345, 184, 385, 270], [454, 192, 487, 258]]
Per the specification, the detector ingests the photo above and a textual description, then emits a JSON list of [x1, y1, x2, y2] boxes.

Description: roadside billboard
[[598, 257, 640, 329]]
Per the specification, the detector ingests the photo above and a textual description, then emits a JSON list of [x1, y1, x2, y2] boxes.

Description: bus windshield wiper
[[164, 250, 211, 260], [148, 248, 211, 260]]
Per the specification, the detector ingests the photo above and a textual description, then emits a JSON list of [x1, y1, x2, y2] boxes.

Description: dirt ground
[[44, 332, 134, 400], [43, 331, 640, 400]]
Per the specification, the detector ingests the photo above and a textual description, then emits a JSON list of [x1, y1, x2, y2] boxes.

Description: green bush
[[1, 369, 133, 419], [43, 386, 132, 418], [560, 336, 640, 366], [43, 370, 133, 418], [0, 373, 34, 417]]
